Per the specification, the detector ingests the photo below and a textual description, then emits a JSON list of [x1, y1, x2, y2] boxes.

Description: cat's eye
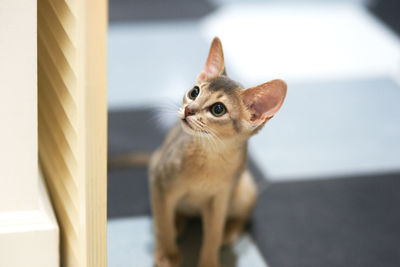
[[210, 102, 226, 117], [189, 86, 200, 100]]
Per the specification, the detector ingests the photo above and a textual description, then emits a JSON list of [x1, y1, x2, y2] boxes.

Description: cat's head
[[178, 37, 287, 142]]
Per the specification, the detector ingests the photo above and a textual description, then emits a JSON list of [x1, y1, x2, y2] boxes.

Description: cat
[[149, 37, 287, 267]]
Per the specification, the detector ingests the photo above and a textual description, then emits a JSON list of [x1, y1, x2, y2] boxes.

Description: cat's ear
[[240, 79, 287, 128], [197, 37, 225, 83]]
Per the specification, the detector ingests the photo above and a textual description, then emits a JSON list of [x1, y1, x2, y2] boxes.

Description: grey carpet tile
[[108, 167, 150, 218], [108, 108, 166, 156], [369, 0, 400, 36], [252, 173, 400, 267], [108, 108, 158, 218], [109, 0, 215, 22]]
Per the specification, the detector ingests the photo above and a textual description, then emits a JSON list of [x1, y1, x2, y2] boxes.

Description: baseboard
[[0, 170, 59, 267]]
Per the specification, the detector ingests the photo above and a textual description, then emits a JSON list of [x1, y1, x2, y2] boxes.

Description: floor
[[107, 0, 400, 266], [107, 2, 400, 180], [108, 217, 267, 267]]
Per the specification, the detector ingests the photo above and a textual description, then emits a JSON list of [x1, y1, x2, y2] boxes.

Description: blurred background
[[107, 0, 400, 266]]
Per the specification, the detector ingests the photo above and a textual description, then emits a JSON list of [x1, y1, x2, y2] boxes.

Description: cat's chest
[[182, 151, 234, 177], [178, 168, 232, 210], [180, 151, 242, 190], [176, 156, 241, 211]]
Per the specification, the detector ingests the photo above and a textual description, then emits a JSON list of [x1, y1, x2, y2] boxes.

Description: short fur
[[149, 37, 287, 267]]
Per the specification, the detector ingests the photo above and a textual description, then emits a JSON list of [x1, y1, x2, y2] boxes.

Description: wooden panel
[[38, 0, 107, 266]]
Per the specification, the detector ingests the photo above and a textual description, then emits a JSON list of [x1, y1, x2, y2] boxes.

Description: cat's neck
[[186, 132, 248, 155]]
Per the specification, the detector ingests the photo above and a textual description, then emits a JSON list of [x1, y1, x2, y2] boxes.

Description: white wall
[[0, 0, 38, 211], [0, 1, 59, 266]]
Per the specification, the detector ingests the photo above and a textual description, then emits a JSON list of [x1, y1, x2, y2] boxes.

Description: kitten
[[149, 37, 287, 267]]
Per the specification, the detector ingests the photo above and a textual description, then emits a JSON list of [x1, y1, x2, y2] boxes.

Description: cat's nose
[[184, 106, 196, 117]]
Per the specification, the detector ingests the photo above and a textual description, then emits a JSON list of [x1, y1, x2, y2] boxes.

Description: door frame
[[38, 0, 108, 266]]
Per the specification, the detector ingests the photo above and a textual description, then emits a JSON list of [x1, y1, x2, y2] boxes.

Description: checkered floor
[[107, 1, 400, 266]]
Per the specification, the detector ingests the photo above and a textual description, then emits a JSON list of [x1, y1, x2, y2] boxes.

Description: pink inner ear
[[197, 37, 225, 82], [241, 79, 287, 123]]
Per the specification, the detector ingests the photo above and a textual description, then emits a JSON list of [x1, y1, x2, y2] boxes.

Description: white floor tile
[[108, 21, 208, 109], [250, 78, 400, 181], [201, 2, 400, 85], [108, 217, 153, 267]]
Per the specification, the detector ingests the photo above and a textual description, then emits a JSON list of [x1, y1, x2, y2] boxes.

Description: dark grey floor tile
[[109, 0, 215, 22], [252, 173, 400, 267], [369, 0, 400, 35]]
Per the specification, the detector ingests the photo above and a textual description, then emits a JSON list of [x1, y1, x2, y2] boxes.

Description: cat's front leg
[[150, 181, 181, 267], [198, 190, 230, 267]]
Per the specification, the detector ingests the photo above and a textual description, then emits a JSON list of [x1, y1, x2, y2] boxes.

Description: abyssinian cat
[[149, 37, 287, 267]]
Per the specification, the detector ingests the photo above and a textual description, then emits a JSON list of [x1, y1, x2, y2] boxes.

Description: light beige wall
[[0, 0, 38, 211], [0, 1, 59, 266], [0, 172, 59, 267]]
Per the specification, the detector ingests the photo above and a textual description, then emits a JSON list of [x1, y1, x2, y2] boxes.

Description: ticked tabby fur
[[149, 37, 287, 267]]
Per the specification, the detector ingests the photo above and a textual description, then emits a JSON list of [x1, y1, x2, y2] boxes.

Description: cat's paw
[[198, 256, 221, 267], [222, 229, 240, 246], [154, 249, 182, 267], [198, 262, 221, 267], [222, 219, 245, 246]]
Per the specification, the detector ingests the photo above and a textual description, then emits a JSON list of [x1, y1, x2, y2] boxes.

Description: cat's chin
[[180, 119, 196, 135]]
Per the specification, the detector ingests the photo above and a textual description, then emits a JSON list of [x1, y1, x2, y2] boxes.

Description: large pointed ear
[[240, 79, 287, 127], [197, 37, 225, 83]]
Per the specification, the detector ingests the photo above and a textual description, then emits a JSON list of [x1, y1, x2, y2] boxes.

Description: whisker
[[190, 119, 221, 150], [196, 120, 225, 149], [151, 105, 181, 131]]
